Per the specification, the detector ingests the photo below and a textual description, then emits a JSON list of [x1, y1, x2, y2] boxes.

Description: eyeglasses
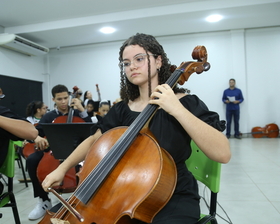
[[119, 53, 156, 70]]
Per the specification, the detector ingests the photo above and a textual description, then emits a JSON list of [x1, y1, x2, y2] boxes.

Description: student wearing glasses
[[42, 33, 231, 224], [22, 101, 49, 158], [26, 101, 48, 125]]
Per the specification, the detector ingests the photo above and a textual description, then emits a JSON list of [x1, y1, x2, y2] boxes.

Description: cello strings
[[61, 69, 183, 209], [73, 71, 183, 202], [52, 104, 158, 220], [74, 104, 158, 204]]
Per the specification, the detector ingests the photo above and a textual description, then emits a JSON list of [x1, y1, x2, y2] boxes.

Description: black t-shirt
[[90, 94, 225, 196], [0, 106, 27, 167]]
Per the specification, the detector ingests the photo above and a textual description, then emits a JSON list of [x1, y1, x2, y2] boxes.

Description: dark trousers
[[26, 150, 49, 200], [226, 109, 240, 137]]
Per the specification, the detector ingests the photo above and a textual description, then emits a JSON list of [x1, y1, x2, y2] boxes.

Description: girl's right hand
[[41, 167, 66, 192]]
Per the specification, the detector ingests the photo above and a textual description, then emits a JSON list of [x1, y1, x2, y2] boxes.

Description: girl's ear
[[156, 55, 162, 68]]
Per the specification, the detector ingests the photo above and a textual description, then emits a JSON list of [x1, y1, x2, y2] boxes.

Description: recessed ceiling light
[[206, 14, 223, 23], [99, 27, 116, 34]]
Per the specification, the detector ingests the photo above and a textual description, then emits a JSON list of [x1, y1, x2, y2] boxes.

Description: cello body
[[37, 150, 77, 194], [38, 127, 177, 224], [251, 123, 279, 138], [22, 142, 36, 159]]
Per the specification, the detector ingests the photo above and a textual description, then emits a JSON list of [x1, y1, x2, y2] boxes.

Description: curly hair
[[119, 33, 185, 103]]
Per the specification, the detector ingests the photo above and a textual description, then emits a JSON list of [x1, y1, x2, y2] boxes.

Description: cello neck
[[66, 107, 74, 123], [67, 93, 75, 123], [96, 84, 101, 101]]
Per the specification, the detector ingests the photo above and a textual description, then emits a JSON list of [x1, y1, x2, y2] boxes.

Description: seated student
[[22, 101, 49, 159], [83, 90, 94, 107], [26, 84, 92, 221], [42, 33, 230, 224], [98, 100, 110, 117], [85, 99, 95, 118], [0, 88, 38, 199], [26, 101, 48, 125], [91, 100, 110, 123], [0, 88, 38, 167], [0, 109, 38, 167]]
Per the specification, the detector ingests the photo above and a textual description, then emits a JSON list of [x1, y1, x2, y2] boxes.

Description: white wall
[[1, 26, 279, 134], [48, 41, 120, 106], [245, 27, 280, 129], [0, 47, 49, 102]]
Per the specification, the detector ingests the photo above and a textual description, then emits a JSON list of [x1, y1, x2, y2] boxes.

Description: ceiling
[[0, 0, 280, 50]]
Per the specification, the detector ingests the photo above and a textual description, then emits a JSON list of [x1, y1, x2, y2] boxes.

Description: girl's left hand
[[149, 84, 183, 115]]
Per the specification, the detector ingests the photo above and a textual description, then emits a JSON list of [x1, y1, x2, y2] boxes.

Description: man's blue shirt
[[222, 88, 244, 110]]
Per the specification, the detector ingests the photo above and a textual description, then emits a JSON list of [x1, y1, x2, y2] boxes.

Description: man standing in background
[[222, 79, 244, 139]]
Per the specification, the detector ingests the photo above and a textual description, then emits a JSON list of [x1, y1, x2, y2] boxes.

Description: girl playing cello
[[42, 33, 231, 223]]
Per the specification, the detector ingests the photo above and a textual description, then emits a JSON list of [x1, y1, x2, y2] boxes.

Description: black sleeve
[[73, 109, 92, 122], [182, 95, 226, 132], [0, 106, 28, 141], [90, 102, 124, 135]]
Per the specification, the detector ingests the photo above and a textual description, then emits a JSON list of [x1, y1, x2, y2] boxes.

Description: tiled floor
[[1, 137, 280, 223]]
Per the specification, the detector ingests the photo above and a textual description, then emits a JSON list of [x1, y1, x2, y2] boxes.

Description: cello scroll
[[177, 46, 210, 86]]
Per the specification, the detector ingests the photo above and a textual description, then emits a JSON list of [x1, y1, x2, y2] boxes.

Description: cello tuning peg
[[203, 62, 211, 71]]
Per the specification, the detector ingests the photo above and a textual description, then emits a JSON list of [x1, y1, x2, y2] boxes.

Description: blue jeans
[[226, 109, 240, 137]]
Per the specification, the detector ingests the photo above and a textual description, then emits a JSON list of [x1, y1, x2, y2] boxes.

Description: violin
[[37, 88, 84, 193], [251, 123, 279, 138], [39, 46, 210, 224]]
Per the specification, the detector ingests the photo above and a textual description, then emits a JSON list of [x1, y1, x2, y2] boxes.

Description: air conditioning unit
[[0, 33, 49, 56]]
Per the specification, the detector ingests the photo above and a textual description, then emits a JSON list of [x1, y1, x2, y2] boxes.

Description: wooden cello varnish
[[251, 123, 279, 138]]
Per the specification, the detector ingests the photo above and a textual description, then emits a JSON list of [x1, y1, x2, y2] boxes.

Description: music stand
[[41, 123, 93, 160]]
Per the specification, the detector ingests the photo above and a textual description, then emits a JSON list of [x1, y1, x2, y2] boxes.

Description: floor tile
[[1, 137, 280, 223]]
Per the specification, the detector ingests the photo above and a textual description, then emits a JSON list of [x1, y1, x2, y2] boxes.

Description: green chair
[[0, 140, 21, 224], [13, 141, 29, 187], [186, 140, 221, 224]]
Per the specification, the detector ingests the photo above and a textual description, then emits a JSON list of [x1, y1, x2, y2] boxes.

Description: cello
[[36, 88, 85, 193], [251, 123, 279, 138], [39, 46, 210, 224], [22, 123, 38, 159]]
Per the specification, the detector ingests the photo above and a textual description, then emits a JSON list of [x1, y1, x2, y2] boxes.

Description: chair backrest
[[12, 140, 23, 160], [0, 140, 15, 178], [185, 140, 221, 193]]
